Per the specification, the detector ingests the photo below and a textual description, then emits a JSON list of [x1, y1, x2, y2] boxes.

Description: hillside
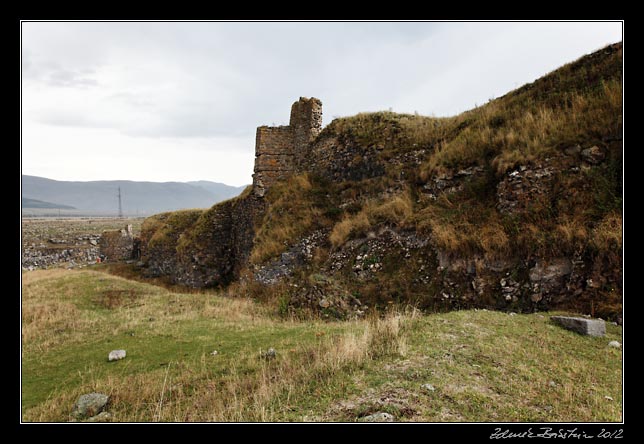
[[22, 175, 246, 216], [136, 42, 622, 320], [22, 197, 75, 209]]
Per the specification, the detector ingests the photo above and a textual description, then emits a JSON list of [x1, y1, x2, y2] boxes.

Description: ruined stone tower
[[252, 97, 322, 196]]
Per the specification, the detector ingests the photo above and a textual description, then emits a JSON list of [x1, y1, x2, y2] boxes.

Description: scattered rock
[[608, 341, 621, 349], [319, 298, 330, 308], [210, 350, 219, 356], [260, 348, 276, 360], [549, 381, 557, 388], [108, 349, 127, 361], [604, 395, 614, 401], [359, 412, 394, 422], [84, 411, 112, 422], [71, 393, 110, 419], [509, 312, 517, 316], [421, 383, 436, 392], [550, 316, 606, 337], [581, 146, 605, 165]]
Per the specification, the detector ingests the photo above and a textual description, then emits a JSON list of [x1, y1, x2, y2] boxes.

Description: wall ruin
[[99, 224, 136, 262], [252, 97, 322, 196], [136, 97, 322, 287]]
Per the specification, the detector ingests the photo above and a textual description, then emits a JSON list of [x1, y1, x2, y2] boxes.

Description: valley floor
[[21, 268, 622, 422]]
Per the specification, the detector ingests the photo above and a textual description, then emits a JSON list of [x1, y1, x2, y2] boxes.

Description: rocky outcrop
[[422, 166, 485, 200]]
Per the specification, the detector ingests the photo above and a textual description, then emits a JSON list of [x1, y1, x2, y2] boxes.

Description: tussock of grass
[[330, 192, 413, 248], [591, 212, 622, 251]]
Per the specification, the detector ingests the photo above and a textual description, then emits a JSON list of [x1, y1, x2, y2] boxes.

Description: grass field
[[22, 268, 622, 422]]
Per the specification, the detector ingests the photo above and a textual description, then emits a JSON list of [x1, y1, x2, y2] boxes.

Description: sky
[[21, 21, 622, 187]]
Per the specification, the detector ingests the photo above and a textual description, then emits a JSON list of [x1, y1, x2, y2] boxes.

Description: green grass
[[22, 269, 622, 422]]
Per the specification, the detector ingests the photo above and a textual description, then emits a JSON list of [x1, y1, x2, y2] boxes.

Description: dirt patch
[[322, 386, 420, 421], [92, 289, 141, 309]]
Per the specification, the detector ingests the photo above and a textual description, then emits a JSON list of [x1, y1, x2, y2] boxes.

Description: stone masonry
[[99, 225, 136, 262], [139, 98, 322, 286], [253, 97, 322, 196]]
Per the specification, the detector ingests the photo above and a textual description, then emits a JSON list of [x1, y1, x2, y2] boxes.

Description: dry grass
[[330, 192, 413, 248], [591, 212, 622, 251], [141, 209, 204, 253], [323, 111, 453, 153], [250, 174, 332, 264], [22, 268, 410, 422]]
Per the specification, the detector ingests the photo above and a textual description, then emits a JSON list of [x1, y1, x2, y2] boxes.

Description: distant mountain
[[22, 197, 76, 209], [186, 181, 248, 202], [22, 175, 249, 216]]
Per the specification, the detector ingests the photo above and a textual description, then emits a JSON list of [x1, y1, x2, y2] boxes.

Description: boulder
[[108, 349, 126, 361], [71, 393, 109, 419], [550, 316, 605, 337], [359, 412, 395, 422]]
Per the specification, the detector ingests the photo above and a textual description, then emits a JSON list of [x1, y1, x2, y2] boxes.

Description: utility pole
[[117, 187, 123, 218]]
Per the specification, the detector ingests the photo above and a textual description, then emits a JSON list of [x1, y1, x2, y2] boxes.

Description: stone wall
[[99, 225, 135, 262], [175, 200, 236, 287], [139, 98, 324, 286], [252, 97, 323, 197], [253, 126, 295, 197], [291, 97, 323, 170], [306, 135, 386, 183], [230, 193, 266, 276]]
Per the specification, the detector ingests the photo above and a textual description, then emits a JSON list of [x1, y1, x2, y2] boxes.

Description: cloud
[[22, 51, 99, 88], [21, 21, 622, 184], [47, 68, 98, 88]]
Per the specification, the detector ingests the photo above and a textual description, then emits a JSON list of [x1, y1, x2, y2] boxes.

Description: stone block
[[550, 316, 606, 337]]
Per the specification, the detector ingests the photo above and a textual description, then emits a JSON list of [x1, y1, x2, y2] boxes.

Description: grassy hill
[[22, 268, 621, 422]]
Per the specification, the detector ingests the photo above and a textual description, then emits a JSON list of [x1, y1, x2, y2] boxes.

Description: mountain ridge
[[22, 175, 248, 216]]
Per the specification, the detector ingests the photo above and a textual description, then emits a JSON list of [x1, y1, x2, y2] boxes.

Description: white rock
[[421, 383, 436, 392], [108, 350, 126, 361], [608, 341, 621, 348], [210, 350, 218, 356], [604, 395, 614, 401], [360, 412, 394, 422]]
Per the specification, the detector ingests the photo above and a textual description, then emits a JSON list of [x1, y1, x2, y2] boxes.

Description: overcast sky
[[21, 21, 622, 186]]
